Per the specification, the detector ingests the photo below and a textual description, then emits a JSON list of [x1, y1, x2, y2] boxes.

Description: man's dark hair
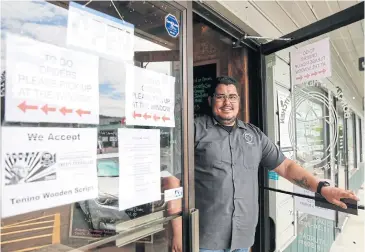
[[208, 76, 238, 96]]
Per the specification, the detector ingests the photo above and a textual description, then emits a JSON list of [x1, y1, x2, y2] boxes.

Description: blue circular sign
[[165, 14, 179, 38]]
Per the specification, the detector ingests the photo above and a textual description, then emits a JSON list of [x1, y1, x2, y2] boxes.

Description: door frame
[[171, 1, 197, 251]]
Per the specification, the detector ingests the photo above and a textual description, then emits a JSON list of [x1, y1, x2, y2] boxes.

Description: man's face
[[208, 84, 240, 125]]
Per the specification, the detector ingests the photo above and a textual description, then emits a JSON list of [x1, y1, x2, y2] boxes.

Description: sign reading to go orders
[[5, 34, 99, 124]]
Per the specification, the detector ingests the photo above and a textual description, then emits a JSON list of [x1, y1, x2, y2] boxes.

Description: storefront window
[[1, 1, 184, 251]]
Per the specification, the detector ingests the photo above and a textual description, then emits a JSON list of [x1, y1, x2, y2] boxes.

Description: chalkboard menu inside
[[193, 64, 217, 118]]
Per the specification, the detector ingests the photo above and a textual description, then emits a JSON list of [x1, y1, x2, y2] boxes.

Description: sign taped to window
[[294, 179, 335, 221], [1, 127, 98, 217], [118, 128, 161, 210], [5, 34, 99, 124], [291, 38, 331, 85], [164, 187, 183, 202], [67, 2, 135, 61], [125, 64, 176, 128], [165, 14, 179, 38]]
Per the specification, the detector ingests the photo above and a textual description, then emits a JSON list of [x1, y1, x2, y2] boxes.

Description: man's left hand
[[321, 186, 360, 209], [172, 232, 182, 252]]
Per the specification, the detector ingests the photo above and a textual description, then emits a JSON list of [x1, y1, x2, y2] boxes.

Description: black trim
[[344, 118, 349, 189], [261, 2, 364, 55], [257, 54, 270, 252], [360, 118, 363, 162], [248, 49, 265, 127], [352, 114, 358, 169], [269, 217, 276, 252], [250, 50, 269, 252]]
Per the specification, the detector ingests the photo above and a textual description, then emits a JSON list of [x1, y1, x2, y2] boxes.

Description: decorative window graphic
[[4, 152, 57, 185], [288, 86, 338, 173]]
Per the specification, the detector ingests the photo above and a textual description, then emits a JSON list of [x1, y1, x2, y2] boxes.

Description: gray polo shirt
[[195, 115, 286, 250]]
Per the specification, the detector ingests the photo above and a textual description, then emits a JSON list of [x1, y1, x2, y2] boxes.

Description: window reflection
[[1, 1, 182, 251]]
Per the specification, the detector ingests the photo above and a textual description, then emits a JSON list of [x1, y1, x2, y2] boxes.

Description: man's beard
[[213, 113, 236, 126]]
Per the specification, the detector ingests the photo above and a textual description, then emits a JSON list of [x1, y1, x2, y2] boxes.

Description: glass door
[[1, 1, 188, 252], [263, 20, 364, 252]]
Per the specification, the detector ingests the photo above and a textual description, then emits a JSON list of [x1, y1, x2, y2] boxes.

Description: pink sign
[[291, 38, 331, 85]]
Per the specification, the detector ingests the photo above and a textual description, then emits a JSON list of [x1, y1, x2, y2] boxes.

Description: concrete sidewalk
[[330, 187, 365, 252]]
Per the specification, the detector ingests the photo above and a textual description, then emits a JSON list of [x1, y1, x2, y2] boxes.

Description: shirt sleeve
[[260, 132, 286, 170]]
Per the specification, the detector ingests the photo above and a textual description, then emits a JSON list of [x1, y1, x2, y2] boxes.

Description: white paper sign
[[294, 180, 335, 221], [291, 38, 331, 85], [118, 128, 161, 210], [5, 34, 99, 124], [67, 2, 134, 61], [125, 65, 175, 127], [1, 127, 98, 217], [277, 89, 292, 149], [164, 187, 183, 202]]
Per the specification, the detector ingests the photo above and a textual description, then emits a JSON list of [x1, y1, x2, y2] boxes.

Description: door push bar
[[262, 186, 364, 215]]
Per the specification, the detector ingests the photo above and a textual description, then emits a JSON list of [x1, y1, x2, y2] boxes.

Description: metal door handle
[[261, 186, 364, 210], [190, 208, 199, 252]]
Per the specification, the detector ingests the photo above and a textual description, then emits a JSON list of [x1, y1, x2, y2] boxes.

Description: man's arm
[[258, 130, 359, 209], [162, 175, 182, 252], [273, 159, 319, 192], [273, 158, 359, 209]]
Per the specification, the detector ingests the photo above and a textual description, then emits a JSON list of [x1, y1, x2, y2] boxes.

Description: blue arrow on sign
[[165, 14, 179, 38]]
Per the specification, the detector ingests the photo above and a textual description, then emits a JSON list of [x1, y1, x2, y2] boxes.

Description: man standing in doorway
[[194, 76, 359, 252]]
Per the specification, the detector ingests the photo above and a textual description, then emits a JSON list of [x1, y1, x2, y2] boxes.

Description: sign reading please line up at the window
[[124, 63, 176, 128]]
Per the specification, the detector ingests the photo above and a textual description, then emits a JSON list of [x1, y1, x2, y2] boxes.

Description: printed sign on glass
[[125, 64, 176, 128], [1, 127, 98, 217], [164, 187, 183, 202], [291, 38, 331, 85], [165, 14, 179, 38], [67, 2, 134, 61], [294, 180, 335, 221], [5, 34, 99, 124], [118, 129, 161, 210], [277, 89, 292, 149]]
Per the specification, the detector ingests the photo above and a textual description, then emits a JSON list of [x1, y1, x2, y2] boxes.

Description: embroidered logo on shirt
[[243, 133, 254, 145]]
